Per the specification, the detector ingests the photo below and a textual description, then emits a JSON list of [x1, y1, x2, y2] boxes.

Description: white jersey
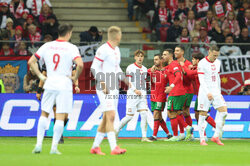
[[91, 42, 122, 92], [126, 63, 147, 96], [198, 56, 221, 95], [35, 40, 81, 91]]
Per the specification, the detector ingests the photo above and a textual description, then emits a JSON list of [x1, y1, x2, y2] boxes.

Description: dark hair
[[163, 48, 173, 55], [176, 45, 185, 52], [192, 53, 204, 60], [226, 33, 234, 39], [154, 54, 162, 59], [58, 24, 73, 37], [209, 45, 219, 52], [89, 26, 98, 33]]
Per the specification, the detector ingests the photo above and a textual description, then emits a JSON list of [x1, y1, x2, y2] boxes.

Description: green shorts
[[151, 101, 166, 112], [167, 95, 186, 111], [184, 93, 194, 107], [194, 98, 211, 112]]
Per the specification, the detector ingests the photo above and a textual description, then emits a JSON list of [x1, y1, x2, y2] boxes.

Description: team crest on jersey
[[173, 67, 178, 71], [211, 64, 216, 71]]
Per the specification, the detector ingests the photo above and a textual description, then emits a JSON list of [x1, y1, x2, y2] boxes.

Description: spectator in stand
[[17, 41, 28, 55], [237, 27, 250, 55], [0, 42, 15, 56], [0, 2, 16, 29], [26, 0, 52, 17], [6, 17, 15, 38], [10, 25, 25, 52], [173, 0, 189, 26], [16, 8, 29, 26], [190, 36, 207, 55], [199, 26, 212, 53], [190, 20, 200, 38], [192, 0, 209, 20], [134, 0, 155, 28], [220, 34, 242, 56], [38, 4, 58, 39], [42, 33, 52, 42], [221, 27, 231, 43], [79, 26, 102, 46], [22, 14, 35, 38], [186, 0, 196, 9], [201, 10, 214, 31], [152, 0, 171, 41], [23, 68, 39, 93], [176, 27, 190, 43], [222, 11, 240, 37], [166, 17, 182, 43], [237, 1, 250, 29], [27, 23, 41, 47], [238, 79, 250, 95], [184, 10, 196, 32], [213, 0, 233, 22], [9, 0, 24, 19], [208, 19, 224, 43]]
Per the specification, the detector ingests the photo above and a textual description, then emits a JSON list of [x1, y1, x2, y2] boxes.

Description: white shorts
[[197, 92, 226, 111], [126, 95, 148, 114], [96, 90, 119, 112], [41, 90, 73, 114]]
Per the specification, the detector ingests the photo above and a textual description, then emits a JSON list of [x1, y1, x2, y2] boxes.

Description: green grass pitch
[[0, 137, 250, 166]]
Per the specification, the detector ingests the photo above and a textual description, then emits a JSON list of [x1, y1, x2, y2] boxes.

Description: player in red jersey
[[174, 45, 194, 140], [180, 53, 216, 140], [148, 54, 173, 141], [162, 49, 193, 141]]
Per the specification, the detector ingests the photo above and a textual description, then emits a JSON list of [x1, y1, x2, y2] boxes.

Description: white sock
[[51, 120, 64, 150], [140, 111, 147, 138], [107, 132, 117, 151], [92, 132, 105, 149], [214, 112, 227, 138], [198, 115, 207, 142], [117, 115, 133, 131], [36, 116, 48, 147]]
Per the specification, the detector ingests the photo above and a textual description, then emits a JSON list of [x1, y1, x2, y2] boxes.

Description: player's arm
[[165, 67, 181, 94], [182, 65, 197, 77], [72, 57, 83, 83], [36, 71, 46, 100], [28, 55, 46, 81], [72, 69, 80, 93]]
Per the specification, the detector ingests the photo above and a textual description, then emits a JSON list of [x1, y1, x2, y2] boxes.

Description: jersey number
[[53, 54, 60, 71]]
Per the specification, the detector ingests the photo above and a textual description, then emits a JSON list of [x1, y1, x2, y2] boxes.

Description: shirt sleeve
[[72, 45, 81, 62], [35, 43, 47, 63]]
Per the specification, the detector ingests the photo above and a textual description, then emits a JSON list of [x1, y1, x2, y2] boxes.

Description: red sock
[[206, 116, 216, 128], [204, 131, 206, 136], [184, 115, 193, 126], [177, 114, 188, 129], [160, 120, 169, 134], [153, 120, 160, 137], [170, 118, 178, 136]]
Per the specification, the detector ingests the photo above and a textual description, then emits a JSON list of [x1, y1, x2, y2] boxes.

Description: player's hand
[[134, 89, 142, 96], [179, 61, 184, 67], [75, 86, 80, 93], [165, 86, 173, 94], [151, 65, 157, 72], [36, 93, 41, 100], [102, 87, 109, 94], [207, 93, 213, 101]]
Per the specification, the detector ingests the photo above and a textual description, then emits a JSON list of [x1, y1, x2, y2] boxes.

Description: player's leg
[[116, 113, 133, 137], [148, 101, 160, 140], [183, 94, 193, 126], [158, 102, 172, 139], [211, 95, 227, 145], [52, 105, 64, 144], [165, 110, 179, 141], [33, 90, 55, 154]]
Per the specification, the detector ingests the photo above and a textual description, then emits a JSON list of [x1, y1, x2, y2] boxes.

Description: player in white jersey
[[115, 50, 152, 142], [197, 45, 227, 146], [90, 26, 131, 155], [28, 24, 83, 154]]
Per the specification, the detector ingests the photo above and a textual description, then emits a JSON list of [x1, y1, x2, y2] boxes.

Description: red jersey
[[148, 68, 168, 102], [165, 61, 185, 96], [181, 60, 194, 94], [182, 65, 199, 95]]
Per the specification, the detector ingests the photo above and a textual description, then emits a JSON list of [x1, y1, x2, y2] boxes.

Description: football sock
[[170, 118, 178, 136], [206, 116, 216, 128], [107, 132, 117, 151], [160, 119, 169, 134], [214, 112, 227, 138], [184, 115, 193, 126], [118, 115, 133, 131], [140, 111, 147, 138], [177, 114, 188, 128], [51, 120, 64, 150], [153, 119, 160, 137], [92, 132, 105, 149], [198, 115, 207, 142], [176, 114, 185, 133], [36, 116, 48, 147]]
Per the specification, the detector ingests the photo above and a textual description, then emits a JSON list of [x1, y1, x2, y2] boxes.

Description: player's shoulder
[[127, 63, 134, 70], [199, 58, 207, 64], [142, 65, 147, 71]]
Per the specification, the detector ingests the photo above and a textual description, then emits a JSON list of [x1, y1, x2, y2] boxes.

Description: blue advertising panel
[[0, 94, 249, 138]]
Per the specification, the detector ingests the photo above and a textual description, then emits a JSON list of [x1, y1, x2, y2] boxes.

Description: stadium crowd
[[0, 0, 58, 56], [132, 0, 250, 55]]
